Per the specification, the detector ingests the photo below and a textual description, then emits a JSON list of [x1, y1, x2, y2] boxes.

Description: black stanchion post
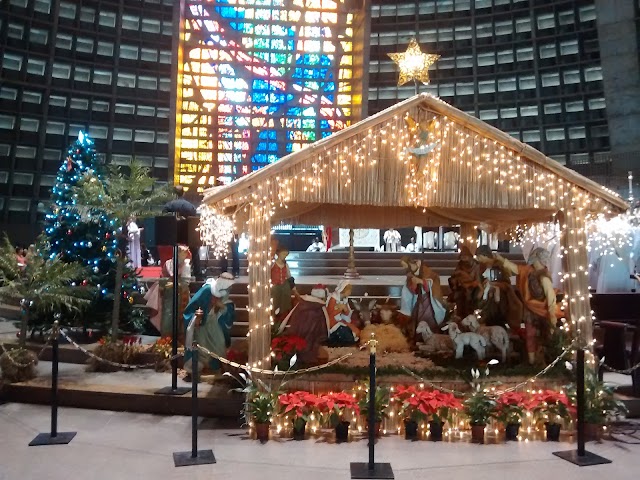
[[155, 238, 190, 396], [30, 321, 76, 446], [173, 343, 216, 467], [553, 348, 611, 466], [350, 333, 393, 479]]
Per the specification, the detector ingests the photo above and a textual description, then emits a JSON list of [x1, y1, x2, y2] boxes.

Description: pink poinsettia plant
[[278, 391, 321, 430], [319, 392, 360, 427]]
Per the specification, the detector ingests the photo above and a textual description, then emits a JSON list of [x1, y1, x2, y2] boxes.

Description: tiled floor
[[1, 403, 638, 480]]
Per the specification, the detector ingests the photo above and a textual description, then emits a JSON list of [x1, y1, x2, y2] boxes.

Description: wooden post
[[344, 228, 360, 279], [560, 206, 592, 347], [247, 201, 272, 370]]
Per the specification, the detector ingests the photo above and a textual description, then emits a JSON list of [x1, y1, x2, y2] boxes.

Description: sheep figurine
[[461, 314, 510, 363], [416, 321, 455, 354], [441, 322, 487, 360]]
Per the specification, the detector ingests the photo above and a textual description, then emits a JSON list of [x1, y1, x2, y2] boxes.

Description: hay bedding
[[359, 324, 410, 353], [326, 347, 442, 371]]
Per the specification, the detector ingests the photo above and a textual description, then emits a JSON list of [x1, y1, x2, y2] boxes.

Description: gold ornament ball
[[128, 296, 134, 304], [102, 246, 107, 252]]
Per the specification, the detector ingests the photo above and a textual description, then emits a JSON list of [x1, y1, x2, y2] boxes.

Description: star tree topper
[[388, 39, 440, 86]]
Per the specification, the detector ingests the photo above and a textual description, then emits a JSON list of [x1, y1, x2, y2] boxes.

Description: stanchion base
[[553, 450, 612, 466], [350, 462, 394, 479], [173, 450, 216, 467], [29, 432, 76, 446], [154, 386, 191, 396]]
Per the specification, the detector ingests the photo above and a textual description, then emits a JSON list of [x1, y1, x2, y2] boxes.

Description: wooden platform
[[0, 361, 243, 418]]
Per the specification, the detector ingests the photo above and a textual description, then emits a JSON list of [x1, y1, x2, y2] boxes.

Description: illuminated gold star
[[388, 39, 440, 86]]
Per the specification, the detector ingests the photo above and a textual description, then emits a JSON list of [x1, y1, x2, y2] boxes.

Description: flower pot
[[366, 420, 382, 437], [505, 423, 520, 441], [293, 420, 306, 440], [584, 423, 603, 442], [545, 423, 561, 442], [335, 421, 350, 443], [255, 422, 270, 442], [404, 420, 419, 440], [429, 421, 443, 442], [471, 424, 485, 444]]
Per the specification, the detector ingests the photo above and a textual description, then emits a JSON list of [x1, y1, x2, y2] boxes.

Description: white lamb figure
[[461, 314, 510, 363], [416, 321, 455, 353], [442, 322, 487, 360]]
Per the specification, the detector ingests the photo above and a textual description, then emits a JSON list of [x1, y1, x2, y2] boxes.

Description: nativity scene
[[198, 93, 626, 383]]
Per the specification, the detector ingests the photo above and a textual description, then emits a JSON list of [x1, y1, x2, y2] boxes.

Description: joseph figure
[[399, 256, 448, 347], [494, 247, 556, 365]]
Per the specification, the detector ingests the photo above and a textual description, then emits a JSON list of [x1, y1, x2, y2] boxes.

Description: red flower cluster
[[393, 386, 462, 421], [495, 391, 529, 424], [154, 336, 172, 348], [497, 391, 529, 407], [278, 391, 321, 418], [271, 335, 307, 361], [319, 392, 360, 416], [122, 336, 141, 346], [527, 389, 574, 420], [527, 390, 571, 409]]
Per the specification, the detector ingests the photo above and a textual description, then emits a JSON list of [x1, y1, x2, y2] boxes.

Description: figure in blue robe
[[184, 273, 236, 378]]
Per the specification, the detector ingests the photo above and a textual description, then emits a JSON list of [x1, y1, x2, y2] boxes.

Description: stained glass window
[[175, 0, 359, 192]]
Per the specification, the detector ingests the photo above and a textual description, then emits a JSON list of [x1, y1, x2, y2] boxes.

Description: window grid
[[0, 1, 174, 222]]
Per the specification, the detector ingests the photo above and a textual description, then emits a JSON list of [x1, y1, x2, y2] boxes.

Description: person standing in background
[[127, 215, 142, 269]]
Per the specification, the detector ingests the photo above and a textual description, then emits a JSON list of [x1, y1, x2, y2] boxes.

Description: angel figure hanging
[[405, 116, 440, 193], [406, 116, 440, 156]]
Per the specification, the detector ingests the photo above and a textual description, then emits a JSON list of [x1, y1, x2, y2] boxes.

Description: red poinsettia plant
[[319, 392, 360, 426], [150, 336, 172, 358], [278, 391, 321, 430], [393, 386, 462, 425], [528, 390, 573, 425], [495, 391, 529, 425], [271, 335, 307, 368]]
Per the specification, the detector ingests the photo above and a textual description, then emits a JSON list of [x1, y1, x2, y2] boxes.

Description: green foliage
[[73, 160, 172, 337], [0, 235, 92, 347], [357, 385, 390, 421], [227, 354, 299, 425], [74, 160, 173, 227], [567, 369, 627, 424], [43, 134, 138, 332], [463, 391, 496, 426]]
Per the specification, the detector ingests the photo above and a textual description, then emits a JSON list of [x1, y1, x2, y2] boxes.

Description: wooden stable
[[200, 94, 628, 368]]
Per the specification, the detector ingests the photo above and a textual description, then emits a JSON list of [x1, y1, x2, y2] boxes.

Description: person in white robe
[[127, 215, 143, 269]]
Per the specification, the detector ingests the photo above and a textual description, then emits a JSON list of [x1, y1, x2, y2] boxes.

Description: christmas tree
[[43, 132, 139, 333]]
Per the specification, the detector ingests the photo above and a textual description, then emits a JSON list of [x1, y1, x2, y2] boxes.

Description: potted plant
[[567, 370, 627, 441], [463, 390, 496, 444], [529, 390, 572, 441], [495, 392, 528, 441], [393, 386, 425, 440], [234, 376, 277, 443], [320, 392, 359, 442], [227, 354, 297, 443], [463, 366, 497, 444], [278, 391, 320, 440], [428, 390, 462, 442], [0, 237, 91, 382], [358, 385, 390, 437]]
